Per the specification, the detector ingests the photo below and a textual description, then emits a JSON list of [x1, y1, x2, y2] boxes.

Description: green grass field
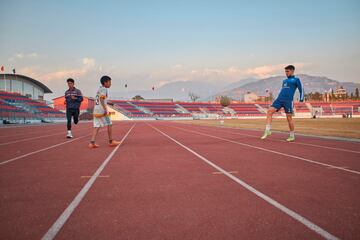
[[177, 118, 360, 139]]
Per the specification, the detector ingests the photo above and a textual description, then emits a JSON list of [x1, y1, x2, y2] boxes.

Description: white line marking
[[0, 132, 71, 146], [327, 166, 349, 169], [0, 128, 59, 138], [168, 124, 360, 175], [0, 122, 63, 129], [81, 175, 110, 178], [41, 124, 135, 240], [212, 171, 238, 175], [179, 121, 360, 143], [0, 134, 91, 166], [288, 141, 360, 154], [180, 123, 360, 154], [149, 124, 339, 240], [0, 124, 90, 141]]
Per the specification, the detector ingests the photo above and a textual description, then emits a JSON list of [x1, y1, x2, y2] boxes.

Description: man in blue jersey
[[261, 65, 304, 142]]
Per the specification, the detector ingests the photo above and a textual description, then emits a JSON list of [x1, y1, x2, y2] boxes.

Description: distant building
[[53, 96, 94, 113], [334, 86, 347, 98], [244, 92, 258, 102], [0, 74, 52, 100]]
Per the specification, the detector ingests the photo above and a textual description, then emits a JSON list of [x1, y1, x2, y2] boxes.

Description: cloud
[[42, 57, 95, 81], [9, 52, 41, 62], [18, 57, 96, 82], [245, 63, 306, 78], [171, 64, 183, 70], [149, 62, 309, 87]]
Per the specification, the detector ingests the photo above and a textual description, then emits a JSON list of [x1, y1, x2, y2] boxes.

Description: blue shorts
[[271, 99, 294, 114]]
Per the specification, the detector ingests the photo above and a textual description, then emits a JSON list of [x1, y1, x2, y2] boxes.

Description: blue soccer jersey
[[271, 76, 304, 113]]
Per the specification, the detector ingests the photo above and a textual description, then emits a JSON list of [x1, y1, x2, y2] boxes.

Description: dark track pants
[[66, 108, 80, 130]]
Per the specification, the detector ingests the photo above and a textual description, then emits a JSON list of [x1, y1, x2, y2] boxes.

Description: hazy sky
[[0, 0, 359, 99]]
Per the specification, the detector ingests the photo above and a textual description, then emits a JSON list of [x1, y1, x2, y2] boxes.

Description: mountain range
[[111, 74, 360, 101]]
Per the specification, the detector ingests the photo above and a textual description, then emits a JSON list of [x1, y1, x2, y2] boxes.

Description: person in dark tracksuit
[[65, 78, 83, 138]]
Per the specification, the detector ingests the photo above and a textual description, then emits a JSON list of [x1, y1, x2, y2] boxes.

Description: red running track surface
[[0, 121, 359, 240]]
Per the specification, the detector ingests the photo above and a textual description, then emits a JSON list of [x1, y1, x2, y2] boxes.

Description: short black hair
[[285, 65, 295, 71], [67, 78, 75, 83], [100, 75, 111, 85]]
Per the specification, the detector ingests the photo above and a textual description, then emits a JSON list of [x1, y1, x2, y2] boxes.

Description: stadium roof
[[0, 73, 52, 93]]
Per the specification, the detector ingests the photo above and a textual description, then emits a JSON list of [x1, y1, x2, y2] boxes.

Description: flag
[[0, 66, 4, 72], [12, 68, 16, 74]]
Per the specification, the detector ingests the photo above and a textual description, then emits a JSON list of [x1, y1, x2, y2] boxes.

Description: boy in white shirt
[[89, 75, 120, 148]]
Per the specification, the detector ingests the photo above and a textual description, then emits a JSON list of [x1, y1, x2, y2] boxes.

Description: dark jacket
[[65, 87, 83, 109]]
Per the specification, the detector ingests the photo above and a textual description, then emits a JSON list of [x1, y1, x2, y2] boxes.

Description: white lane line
[[0, 134, 91, 166], [179, 123, 360, 154], [288, 142, 360, 154], [80, 175, 110, 178], [178, 121, 360, 143], [0, 123, 90, 139], [149, 124, 339, 240], [167, 124, 360, 176], [0, 125, 92, 146], [0, 129, 58, 138], [0, 132, 71, 146], [0, 122, 63, 129], [212, 171, 238, 175], [41, 124, 135, 240]]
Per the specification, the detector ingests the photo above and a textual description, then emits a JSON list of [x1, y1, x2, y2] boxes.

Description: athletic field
[[0, 121, 359, 239]]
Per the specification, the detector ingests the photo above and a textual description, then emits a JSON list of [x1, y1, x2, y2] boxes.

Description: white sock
[[67, 130, 72, 134], [265, 124, 271, 131], [290, 131, 295, 138]]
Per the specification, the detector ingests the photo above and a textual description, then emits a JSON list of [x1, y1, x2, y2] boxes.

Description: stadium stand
[[107, 100, 360, 120], [2, 90, 360, 122], [173, 102, 222, 115], [110, 100, 153, 118], [294, 102, 311, 113], [228, 103, 263, 116], [0, 91, 65, 122]]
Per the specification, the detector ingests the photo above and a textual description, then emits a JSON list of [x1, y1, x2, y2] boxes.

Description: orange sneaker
[[109, 140, 121, 147], [88, 143, 99, 149]]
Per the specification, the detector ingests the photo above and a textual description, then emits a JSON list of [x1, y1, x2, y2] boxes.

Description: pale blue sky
[[0, 0, 359, 98]]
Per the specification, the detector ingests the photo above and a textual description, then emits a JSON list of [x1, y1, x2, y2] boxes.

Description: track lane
[[0, 122, 91, 144], [0, 122, 132, 240], [169, 122, 360, 173], [54, 122, 323, 240], [0, 122, 124, 163], [153, 122, 360, 239], [177, 122, 360, 151]]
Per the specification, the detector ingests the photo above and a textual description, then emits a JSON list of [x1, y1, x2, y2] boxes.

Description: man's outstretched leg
[[261, 107, 276, 139], [286, 113, 295, 142]]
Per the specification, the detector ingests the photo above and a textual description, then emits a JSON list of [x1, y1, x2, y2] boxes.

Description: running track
[[0, 121, 359, 240]]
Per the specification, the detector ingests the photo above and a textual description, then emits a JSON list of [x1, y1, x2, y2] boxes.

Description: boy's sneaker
[[286, 136, 295, 142], [66, 131, 73, 139], [261, 130, 271, 140], [88, 143, 99, 149], [109, 140, 121, 147]]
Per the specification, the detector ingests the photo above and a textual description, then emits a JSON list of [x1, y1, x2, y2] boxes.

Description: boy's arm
[[297, 78, 304, 102], [100, 96, 108, 115]]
